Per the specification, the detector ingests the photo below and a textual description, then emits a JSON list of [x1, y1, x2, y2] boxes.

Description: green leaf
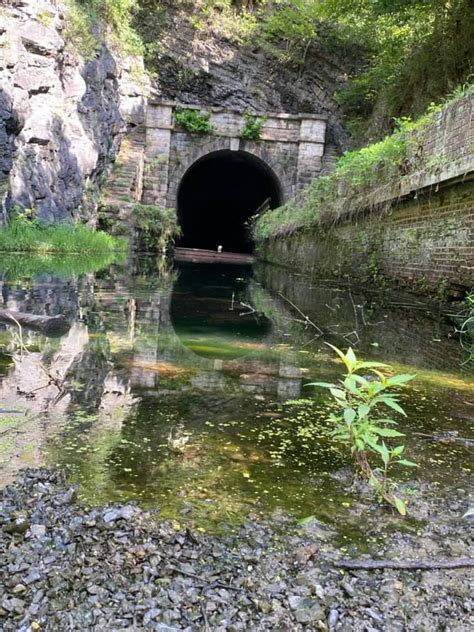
[[355, 438, 365, 451], [344, 408, 356, 425], [343, 376, 359, 394], [398, 459, 418, 467], [358, 404, 370, 419], [298, 515, 316, 525], [370, 369, 387, 380], [325, 343, 351, 370], [346, 347, 357, 370], [371, 427, 405, 438], [381, 398, 407, 416], [330, 388, 347, 401], [391, 445, 405, 456], [353, 361, 388, 371], [463, 507, 474, 518], [352, 374, 369, 387], [394, 496, 407, 516], [306, 381, 335, 389], [365, 436, 381, 452], [379, 442, 390, 465], [386, 373, 416, 386]]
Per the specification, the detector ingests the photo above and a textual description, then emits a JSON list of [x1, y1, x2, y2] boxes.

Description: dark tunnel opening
[[177, 150, 282, 253]]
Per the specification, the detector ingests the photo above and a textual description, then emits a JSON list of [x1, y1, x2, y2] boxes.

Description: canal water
[[0, 255, 472, 543]]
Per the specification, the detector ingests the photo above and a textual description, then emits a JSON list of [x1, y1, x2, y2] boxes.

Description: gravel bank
[[0, 470, 472, 631]]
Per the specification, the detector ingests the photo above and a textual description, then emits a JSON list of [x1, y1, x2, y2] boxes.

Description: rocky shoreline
[[0, 469, 472, 631]]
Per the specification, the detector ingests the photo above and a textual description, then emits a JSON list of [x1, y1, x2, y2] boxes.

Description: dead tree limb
[[0, 309, 70, 336], [334, 557, 474, 571]]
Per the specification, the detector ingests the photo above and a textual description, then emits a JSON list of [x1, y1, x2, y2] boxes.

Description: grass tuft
[[0, 215, 127, 256], [253, 85, 474, 242]]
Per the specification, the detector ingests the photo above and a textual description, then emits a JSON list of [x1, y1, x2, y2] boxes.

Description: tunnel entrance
[[177, 150, 282, 253]]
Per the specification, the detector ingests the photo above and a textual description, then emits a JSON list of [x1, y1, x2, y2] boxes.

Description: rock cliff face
[[143, 3, 347, 151], [0, 0, 147, 224]]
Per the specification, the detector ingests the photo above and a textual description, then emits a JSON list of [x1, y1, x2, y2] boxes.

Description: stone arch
[[174, 146, 285, 252], [142, 103, 328, 243], [166, 136, 292, 209]]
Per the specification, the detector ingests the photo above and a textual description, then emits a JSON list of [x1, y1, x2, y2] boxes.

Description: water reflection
[[0, 256, 472, 536]]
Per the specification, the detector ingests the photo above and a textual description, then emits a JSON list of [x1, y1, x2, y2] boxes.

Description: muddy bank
[[0, 470, 472, 631]]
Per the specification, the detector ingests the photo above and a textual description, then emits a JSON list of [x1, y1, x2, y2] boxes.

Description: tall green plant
[[310, 344, 417, 515], [0, 207, 126, 254], [134, 203, 181, 253]]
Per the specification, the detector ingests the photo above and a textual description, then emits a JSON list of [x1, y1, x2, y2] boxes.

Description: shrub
[[174, 107, 214, 135], [240, 112, 267, 141], [134, 203, 181, 253], [253, 87, 473, 242], [64, 0, 144, 59]]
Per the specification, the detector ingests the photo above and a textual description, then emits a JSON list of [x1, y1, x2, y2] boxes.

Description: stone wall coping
[[315, 159, 474, 230], [149, 127, 325, 146], [147, 100, 327, 122]]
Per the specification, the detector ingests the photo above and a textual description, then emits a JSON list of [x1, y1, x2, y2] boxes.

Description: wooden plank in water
[[174, 248, 254, 264]]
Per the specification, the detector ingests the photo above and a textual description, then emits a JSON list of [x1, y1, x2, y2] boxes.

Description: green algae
[[0, 257, 471, 541]]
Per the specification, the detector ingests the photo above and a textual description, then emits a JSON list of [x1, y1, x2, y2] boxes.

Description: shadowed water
[[0, 256, 472, 542]]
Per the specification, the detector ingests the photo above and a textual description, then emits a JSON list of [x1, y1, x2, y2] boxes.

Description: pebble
[[12, 585, 26, 595], [28, 524, 46, 538], [366, 607, 384, 624], [341, 580, 356, 597], [328, 608, 339, 630], [0, 468, 471, 632]]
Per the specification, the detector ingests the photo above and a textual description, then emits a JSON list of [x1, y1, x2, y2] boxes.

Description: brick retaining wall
[[259, 177, 474, 295]]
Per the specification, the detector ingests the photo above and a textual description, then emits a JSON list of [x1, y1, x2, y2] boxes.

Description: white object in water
[[217, 245, 223, 253]]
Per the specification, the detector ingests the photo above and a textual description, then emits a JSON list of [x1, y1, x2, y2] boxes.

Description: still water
[[0, 256, 472, 539]]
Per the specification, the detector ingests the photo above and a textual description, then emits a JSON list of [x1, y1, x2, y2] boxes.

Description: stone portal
[[142, 101, 328, 251]]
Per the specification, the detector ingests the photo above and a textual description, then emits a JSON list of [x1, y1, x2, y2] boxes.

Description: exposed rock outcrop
[[0, 0, 147, 224], [141, 2, 347, 152]]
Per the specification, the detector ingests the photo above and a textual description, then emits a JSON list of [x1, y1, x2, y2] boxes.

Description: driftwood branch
[[0, 309, 70, 336], [334, 557, 474, 571], [278, 293, 323, 336]]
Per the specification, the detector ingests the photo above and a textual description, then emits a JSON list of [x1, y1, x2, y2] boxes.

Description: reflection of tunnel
[[170, 263, 272, 360], [177, 150, 282, 253]]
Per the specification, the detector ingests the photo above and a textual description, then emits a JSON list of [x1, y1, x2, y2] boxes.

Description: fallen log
[[0, 309, 70, 336], [334, 557, 474, 571]]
